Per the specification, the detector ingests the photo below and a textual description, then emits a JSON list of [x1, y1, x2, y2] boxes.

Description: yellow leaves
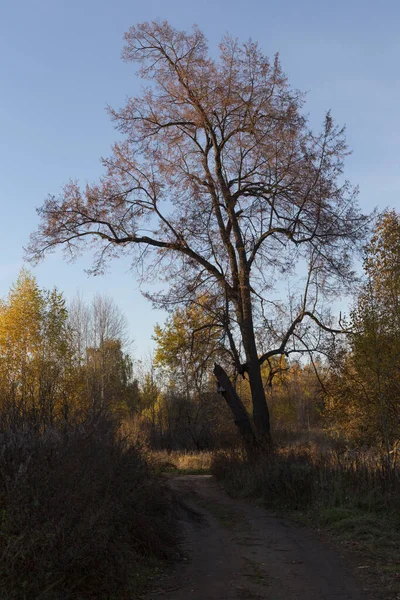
[[0, 270, 76, 423], [327, 212, 400, 444], [153, 295, 222, 375], [364, 210, 400, 306], [0, 270, 43, 381], [0, 274, 138, 425]]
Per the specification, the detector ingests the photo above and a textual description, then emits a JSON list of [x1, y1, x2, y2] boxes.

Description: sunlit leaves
[[326, 210, 400, 446]]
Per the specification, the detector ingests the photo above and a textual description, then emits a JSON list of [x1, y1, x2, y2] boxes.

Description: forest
[[1, 18, 400, 600]]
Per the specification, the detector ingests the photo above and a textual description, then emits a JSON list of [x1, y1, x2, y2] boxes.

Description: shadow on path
[[145, 475, 371, 600]]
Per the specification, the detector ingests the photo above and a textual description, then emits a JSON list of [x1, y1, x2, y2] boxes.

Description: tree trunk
[[213, 363, 257, 453], [239, 287, 272, 446], [247, 358, 271, 445]]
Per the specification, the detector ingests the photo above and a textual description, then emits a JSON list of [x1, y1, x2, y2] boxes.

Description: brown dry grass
[[151, 450, 213, 474]]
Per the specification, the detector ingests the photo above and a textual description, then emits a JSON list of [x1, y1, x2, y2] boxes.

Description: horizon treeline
[[150, 209, 400, 453], [1, 207, 400, 453], [0, 269, 140, 427]]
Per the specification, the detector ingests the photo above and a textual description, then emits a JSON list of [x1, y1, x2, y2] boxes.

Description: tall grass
[[211, 444, 400, 511], [212, 441, 400, 596]]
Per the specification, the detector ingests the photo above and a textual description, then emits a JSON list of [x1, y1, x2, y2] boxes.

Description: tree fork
[[213, 363, 257, 453]]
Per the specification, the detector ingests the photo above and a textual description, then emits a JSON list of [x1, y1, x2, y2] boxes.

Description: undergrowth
[[0, 416, 179, 599], [211, 444, 400, 597]]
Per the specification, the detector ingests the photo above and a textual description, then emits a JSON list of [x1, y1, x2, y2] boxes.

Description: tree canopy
[[27, 21, 368, 444], [327, 210, 400, 450]]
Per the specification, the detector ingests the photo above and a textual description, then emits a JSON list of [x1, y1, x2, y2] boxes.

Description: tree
[[265, 359, 324, 432], [0, 270, 74, 425], [68, 293, 129, 365], [68, 293, 135, 416], [85, 338, 136, 416], [153, 295, 228, 396], [364, 210, 400, 314], [326, 210, 400, 452], [27, 21, 368, 446], [153, 300, 240, 449]]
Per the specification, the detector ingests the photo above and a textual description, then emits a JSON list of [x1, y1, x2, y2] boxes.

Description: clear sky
[[1, 0, 399, 356]]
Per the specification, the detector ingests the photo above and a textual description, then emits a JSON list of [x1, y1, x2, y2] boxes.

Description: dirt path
[[146, 475, 371, 600]]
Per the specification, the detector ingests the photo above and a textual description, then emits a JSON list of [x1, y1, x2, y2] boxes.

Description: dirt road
[[145, 475, 371, 600]]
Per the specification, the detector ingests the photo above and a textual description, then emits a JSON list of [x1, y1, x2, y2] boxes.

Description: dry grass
[[212, 442, 400, 599], [212, 444, 400, 509], [151, 450, 213, 474]]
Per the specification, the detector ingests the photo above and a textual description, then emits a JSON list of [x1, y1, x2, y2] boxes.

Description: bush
[[0, 416, 178, 599]]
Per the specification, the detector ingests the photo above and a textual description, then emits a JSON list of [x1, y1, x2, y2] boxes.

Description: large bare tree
[[27, 21, 368, 446]]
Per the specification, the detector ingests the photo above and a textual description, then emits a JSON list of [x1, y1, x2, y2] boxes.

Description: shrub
[[0, 416, 178, 599]]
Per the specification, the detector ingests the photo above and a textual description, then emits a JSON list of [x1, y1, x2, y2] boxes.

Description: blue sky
[[1, 0, 399, 356]]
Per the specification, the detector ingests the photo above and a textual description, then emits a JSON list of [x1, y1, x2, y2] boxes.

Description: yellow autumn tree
[[0, 270, 75, 425], [153, 296, 229, 396], [326, 210, 400, 450]]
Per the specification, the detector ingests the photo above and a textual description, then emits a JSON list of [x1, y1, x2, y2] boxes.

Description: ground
[[144, 475, 372, 600]]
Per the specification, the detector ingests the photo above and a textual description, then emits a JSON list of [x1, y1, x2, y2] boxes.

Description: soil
[[145, 475, 373, 600]]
